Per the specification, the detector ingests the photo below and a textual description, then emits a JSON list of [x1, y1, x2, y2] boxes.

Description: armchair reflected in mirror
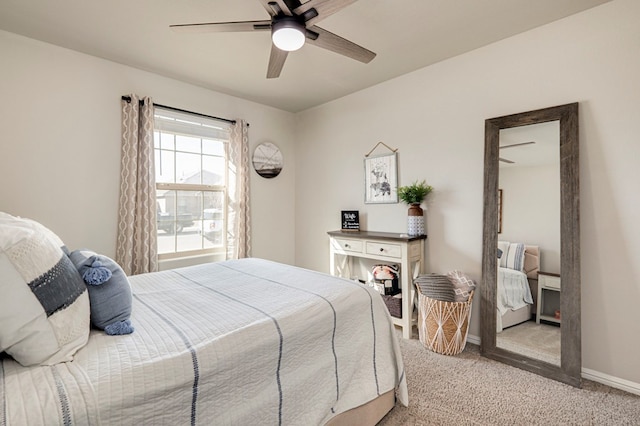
[[480, 103, 581, 387]]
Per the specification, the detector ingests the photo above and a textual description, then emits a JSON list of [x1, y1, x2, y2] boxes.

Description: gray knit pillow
[[415, 274, 456, 302]]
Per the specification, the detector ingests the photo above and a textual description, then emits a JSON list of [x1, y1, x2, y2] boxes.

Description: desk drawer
[[333, 238, 363, 254], [539, 273, 561, 290], [366, 241, 401, 258]]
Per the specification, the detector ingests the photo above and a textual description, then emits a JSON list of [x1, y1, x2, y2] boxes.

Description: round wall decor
[[252, 142, 283, 178]]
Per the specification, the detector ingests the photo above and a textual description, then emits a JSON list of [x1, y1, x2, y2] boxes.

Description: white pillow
[[0, 213, 90, 366], [504, 242, 526, 272], [497, 240, 510, 267]]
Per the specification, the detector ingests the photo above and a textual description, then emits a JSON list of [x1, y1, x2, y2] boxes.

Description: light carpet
[[496, 320, 561, 366], [378, 331, 640, 425]]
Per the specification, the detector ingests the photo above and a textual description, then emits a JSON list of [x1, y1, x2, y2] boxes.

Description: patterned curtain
[[116, 94, 158, 275], [226, 119, 251, 259]]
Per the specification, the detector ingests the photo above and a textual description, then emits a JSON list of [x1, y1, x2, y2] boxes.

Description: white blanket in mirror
[[497, 266, 533, 315]]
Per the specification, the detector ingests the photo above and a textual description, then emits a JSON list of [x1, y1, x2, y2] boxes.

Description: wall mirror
[[480, 103, 581, 387]]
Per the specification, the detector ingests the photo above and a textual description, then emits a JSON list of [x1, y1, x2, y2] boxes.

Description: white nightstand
[[536, 271, 561, 324]]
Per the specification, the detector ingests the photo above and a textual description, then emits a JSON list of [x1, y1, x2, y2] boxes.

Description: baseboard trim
[[467, 333, 481, 345], [582, 368, 640, 396], [466, 333, 640, 396]]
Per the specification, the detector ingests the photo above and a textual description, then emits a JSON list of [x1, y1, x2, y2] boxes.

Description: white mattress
[[1, 258, 407, 425]]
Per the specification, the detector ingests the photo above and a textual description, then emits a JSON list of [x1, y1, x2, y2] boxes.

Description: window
[[153, 107, 232, 259]]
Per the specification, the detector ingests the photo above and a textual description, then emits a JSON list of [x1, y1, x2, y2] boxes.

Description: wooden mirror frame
[[480, 103, 581, 387]]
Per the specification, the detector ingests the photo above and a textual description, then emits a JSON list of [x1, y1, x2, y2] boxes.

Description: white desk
[[328, 230, 426, 339]]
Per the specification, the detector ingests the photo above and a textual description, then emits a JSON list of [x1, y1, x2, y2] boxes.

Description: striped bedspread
[[497, 266, 534, 315], [1, 258, 407, 425]]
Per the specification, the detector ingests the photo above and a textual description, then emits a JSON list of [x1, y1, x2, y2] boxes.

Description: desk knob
[[345, 244, 350, 248], [379, 248, 384, 252]]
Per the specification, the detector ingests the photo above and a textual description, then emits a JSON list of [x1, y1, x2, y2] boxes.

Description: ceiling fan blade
[[306, 25, 375, 63], [500, 141, 536, 149], [170, 20, 271, 33], [258, 0, 293, 17], [499, 157, 515, 164], [294, 0, 357, 27], [267, 45, 289, 78]]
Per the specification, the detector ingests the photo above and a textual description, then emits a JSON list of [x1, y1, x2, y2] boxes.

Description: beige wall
[[0, 30, 297, 265], [295, 0, 640, 388], [500, 164, 561, 273]]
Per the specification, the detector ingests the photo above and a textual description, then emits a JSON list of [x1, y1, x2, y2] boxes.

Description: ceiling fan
[[499, 141, 535, 164], [170, 0, 376, 79]]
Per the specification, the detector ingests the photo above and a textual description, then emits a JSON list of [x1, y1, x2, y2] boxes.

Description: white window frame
[[153, 107, 231, 261]]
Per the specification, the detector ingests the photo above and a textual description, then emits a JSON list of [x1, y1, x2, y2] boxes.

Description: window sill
[[158, 252, 226, 271]]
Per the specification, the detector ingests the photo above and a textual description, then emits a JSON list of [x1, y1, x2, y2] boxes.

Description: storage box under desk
[[382, 294, 402, 318]]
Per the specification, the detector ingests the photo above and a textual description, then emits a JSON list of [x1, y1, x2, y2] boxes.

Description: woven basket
[[416, 286, 474, 356]]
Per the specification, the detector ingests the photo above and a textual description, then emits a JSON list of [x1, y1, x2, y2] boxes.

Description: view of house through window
[[153, 107, 231, 259]]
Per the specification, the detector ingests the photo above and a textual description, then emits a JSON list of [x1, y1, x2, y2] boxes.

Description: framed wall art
[[364, 152, 398, 204]]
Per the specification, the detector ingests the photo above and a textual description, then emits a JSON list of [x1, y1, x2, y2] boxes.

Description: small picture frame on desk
[[341, 210, 360, 232]]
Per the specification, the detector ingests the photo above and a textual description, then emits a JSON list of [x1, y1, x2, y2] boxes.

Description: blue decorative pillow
[[68, 249, 134, 335]]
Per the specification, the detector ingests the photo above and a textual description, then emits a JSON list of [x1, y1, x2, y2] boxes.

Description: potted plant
[[397, 180, 433, 236], [398, 180, 433, 205]]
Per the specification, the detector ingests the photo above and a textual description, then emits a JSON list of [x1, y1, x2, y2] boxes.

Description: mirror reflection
[[481, 102, 580, 387], [495, 121, 561, 366]]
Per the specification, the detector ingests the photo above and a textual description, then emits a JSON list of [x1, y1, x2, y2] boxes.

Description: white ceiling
[[0, 0, 610, 112]]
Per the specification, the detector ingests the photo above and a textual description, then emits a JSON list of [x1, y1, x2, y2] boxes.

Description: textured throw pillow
[[447, 270, 477, 302], [69, 249, 134, 335], [414, 274, 456, 302], [504, 243, 526, 272], [0, 213, 90, 366]]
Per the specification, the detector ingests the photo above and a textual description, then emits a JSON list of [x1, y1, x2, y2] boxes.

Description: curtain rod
[[121, 96, 247, 126]]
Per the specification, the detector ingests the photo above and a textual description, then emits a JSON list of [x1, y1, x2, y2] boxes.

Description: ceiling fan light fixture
[[272, 18, 305, 51]]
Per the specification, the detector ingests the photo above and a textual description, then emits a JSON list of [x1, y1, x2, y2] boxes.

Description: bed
[[0, 214, 407, 425], [496, 243, 539, 332]]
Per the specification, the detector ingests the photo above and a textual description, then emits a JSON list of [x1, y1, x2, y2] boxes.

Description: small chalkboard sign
[[341, 210, 360, 231]]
